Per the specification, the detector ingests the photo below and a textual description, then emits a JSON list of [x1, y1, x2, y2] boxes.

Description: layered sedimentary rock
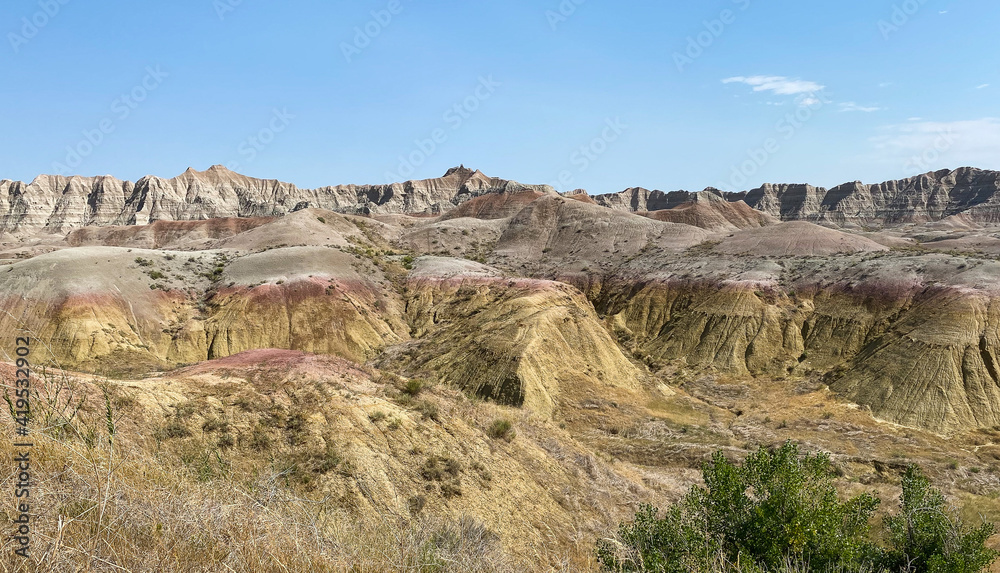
[[592, 168, 1000, 227], [714, 221, 889, 256], [0, 175, 133, 233], [0, 244, 407, 373], [830, 289, 1000, 433], [10, 165, 1000, 235], [722, 167, 1000, 226], [639, 191, 776, 231], [11, 165, 1000, 435], [66, 217, 278, 249], [393, 258, 641, 418], [0, 165, 553, 235], [573, 262, 1000, 434], [590, 186, 703, 212], [493, 194, 710, 269]]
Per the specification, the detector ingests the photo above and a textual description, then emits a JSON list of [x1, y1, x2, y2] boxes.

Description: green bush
[[486, 418, 516, 442], [597, 442, 998, 573], [402, 379, 424, 396], [882, 466, 997, 573]]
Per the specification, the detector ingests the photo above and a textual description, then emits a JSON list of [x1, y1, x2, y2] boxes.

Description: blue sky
[[1, 0, 996, 193]]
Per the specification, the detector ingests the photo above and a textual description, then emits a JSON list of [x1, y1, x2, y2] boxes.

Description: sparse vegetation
[[246, 426, 272, 451], [0, 390, 514, 572], [402, 378, 424, 396], [156, 419, 191, 440], [486, 418, 516, 442], [422, 455, 461, 482], [416, 400, 440, 421]]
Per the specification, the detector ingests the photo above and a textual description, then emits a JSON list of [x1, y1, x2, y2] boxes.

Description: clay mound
[[641, 196, 776, 231], [371, 213, 430, 228], [830, 289, 1000, 434], [205, 247, 408, 363], [921, 213, 983, 231], [440, 190, 545, 221], [389, 269, 642, 418], [494, 195, 710, 269], [66, 217, 277, 249], [399, 217, 506, 259], [0, 244, 408, 372], [716, 221, 889, 256], [861, 232, 919, 249], [0, 246, 209, 373], [211, 208, 400, 251], [407, 256, 502, 279], [0, 245, 199, 298], [919, 235, 1000, 255], [220, 245, 366, 284]]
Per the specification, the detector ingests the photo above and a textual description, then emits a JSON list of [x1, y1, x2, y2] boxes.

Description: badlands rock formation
[[0, 165, 551, 234], [8, 166, 1000, 435], [9, 165, 1000, 236], [726, 167, 1000, 226], [593, 167, 1000, 227]]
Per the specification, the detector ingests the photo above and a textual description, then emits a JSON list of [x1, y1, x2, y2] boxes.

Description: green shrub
[[882, 465, 998, 573], [440, 481, 463, 499], [598, 443, 999, 573], [598, 442, 880, 572], [402, 379, 424, 396], [486, 418, 516, 442]]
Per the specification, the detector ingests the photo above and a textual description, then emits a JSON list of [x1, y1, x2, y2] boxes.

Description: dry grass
[[0, 424, 534, 572], [10, 336, 1000, 571], [0, 373, 570, 573]]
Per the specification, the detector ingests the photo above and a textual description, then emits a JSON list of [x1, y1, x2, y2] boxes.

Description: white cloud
[[869, 118, 1000, 174], [722, 75, 825, 96], [878, 82, 893, 88], [907, 117, 923, 121], [840, 102, 882, 113], [977, 84, 990, 89]]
